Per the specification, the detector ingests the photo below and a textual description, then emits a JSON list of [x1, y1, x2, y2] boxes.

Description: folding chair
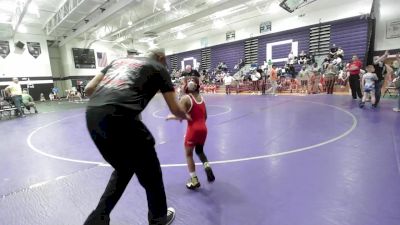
[[383, 81, 399, 97]]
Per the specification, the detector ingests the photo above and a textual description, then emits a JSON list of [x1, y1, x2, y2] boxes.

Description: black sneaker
[[83, 211, 110, 225], [205, 167, 215, 182], [166, 207, 176, 225], [359, 102, 365, 108]]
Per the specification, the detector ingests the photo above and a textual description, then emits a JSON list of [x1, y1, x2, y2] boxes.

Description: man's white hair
[[146, 47, 165, 58]]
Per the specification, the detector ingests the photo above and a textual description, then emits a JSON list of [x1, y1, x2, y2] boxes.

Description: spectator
[[223, 73, 235, 95], [40, 93, 46, 102], [22, 90, 38, 113], [5, 77, 25, 117], [49, 93, 55, 101], [250, 69, 261, 95], [182, 65, 200, 77], [298, 66, 310, 94], [52, 86, 59, 100], [391, 53, 400, 112], [310, 63, 321, 94], [266, 65, 278, 96], [324, 64, 337, 94]]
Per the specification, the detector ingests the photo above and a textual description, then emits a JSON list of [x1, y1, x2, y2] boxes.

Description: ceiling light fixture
[[28, 3, 39, 17], [163, 0, 171, 12], [0, 2, 16, 11], [0, 14, 11, 23], [18, 25, 27, 33], [138, 37, 156, 43], [212, 19, 226, 29], [128, 21, 133, 26], [176, 31, 186, 39]]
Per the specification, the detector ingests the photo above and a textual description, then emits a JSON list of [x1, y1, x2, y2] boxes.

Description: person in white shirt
[[5, 77, 25, 117], [223, 74, 235, 94], [250, 70, 261, 95]]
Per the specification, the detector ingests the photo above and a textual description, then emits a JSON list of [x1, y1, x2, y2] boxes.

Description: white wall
[[162, 0, 373, 55], [0, 34, 52, 78], [59, 39, 125, 77], [374, 0, 400, 51]]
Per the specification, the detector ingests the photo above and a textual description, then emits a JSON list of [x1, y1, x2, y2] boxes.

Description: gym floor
[[1, 94, 399, 225]]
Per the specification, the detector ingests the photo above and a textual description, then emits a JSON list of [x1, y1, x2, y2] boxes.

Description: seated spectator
[[52, 86, 60, 100], [49, 93, 55, 101], [69, 90, 82, 102], [40, 93, 46, 102], [22, 90, 38, 113]]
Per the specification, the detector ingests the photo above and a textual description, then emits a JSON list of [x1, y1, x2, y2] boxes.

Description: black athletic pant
[[86, 105, 167, 224], [374, 80, 384, 105], [349, 75, 362, 99]]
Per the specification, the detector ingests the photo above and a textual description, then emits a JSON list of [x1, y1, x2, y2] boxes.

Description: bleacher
[[0, 98, 25, 119]]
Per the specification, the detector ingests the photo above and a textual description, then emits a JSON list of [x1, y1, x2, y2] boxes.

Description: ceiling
[[0, 0, 374, 50]]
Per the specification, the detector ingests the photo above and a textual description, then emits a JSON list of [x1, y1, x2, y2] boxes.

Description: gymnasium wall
[[258, 26, 309, 68], [0, 34, 53, 100], [210, 40, 245, 73], [374, 0, 400, 51], [167, 17, 369, 72], [163, 0, 373, 54], [330, 18, 369, 63]]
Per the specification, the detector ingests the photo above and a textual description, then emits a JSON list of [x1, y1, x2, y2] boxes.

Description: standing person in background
[[347, 55, 363, 100], [266, 65, 278, 96], [83, 47, 190, 225], [324, 64, 337, 94], [182, 65, 200, 77], [391, 53, 400, 112], [5, 77, 25, 117], [250, 69, 261, 95], [373, 51, 389, 107], [310, 63, 321, 94], [258, 68, 267, 95], [298, 66, 310, 94], [223, 73, 234, 95]]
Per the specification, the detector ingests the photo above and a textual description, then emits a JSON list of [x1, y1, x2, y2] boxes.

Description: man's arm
[[374, 50, 389, 64], [84, 73, 104, 97]]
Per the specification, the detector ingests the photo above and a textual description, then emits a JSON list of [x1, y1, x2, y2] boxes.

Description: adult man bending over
[[83, 47, 190, 225]]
